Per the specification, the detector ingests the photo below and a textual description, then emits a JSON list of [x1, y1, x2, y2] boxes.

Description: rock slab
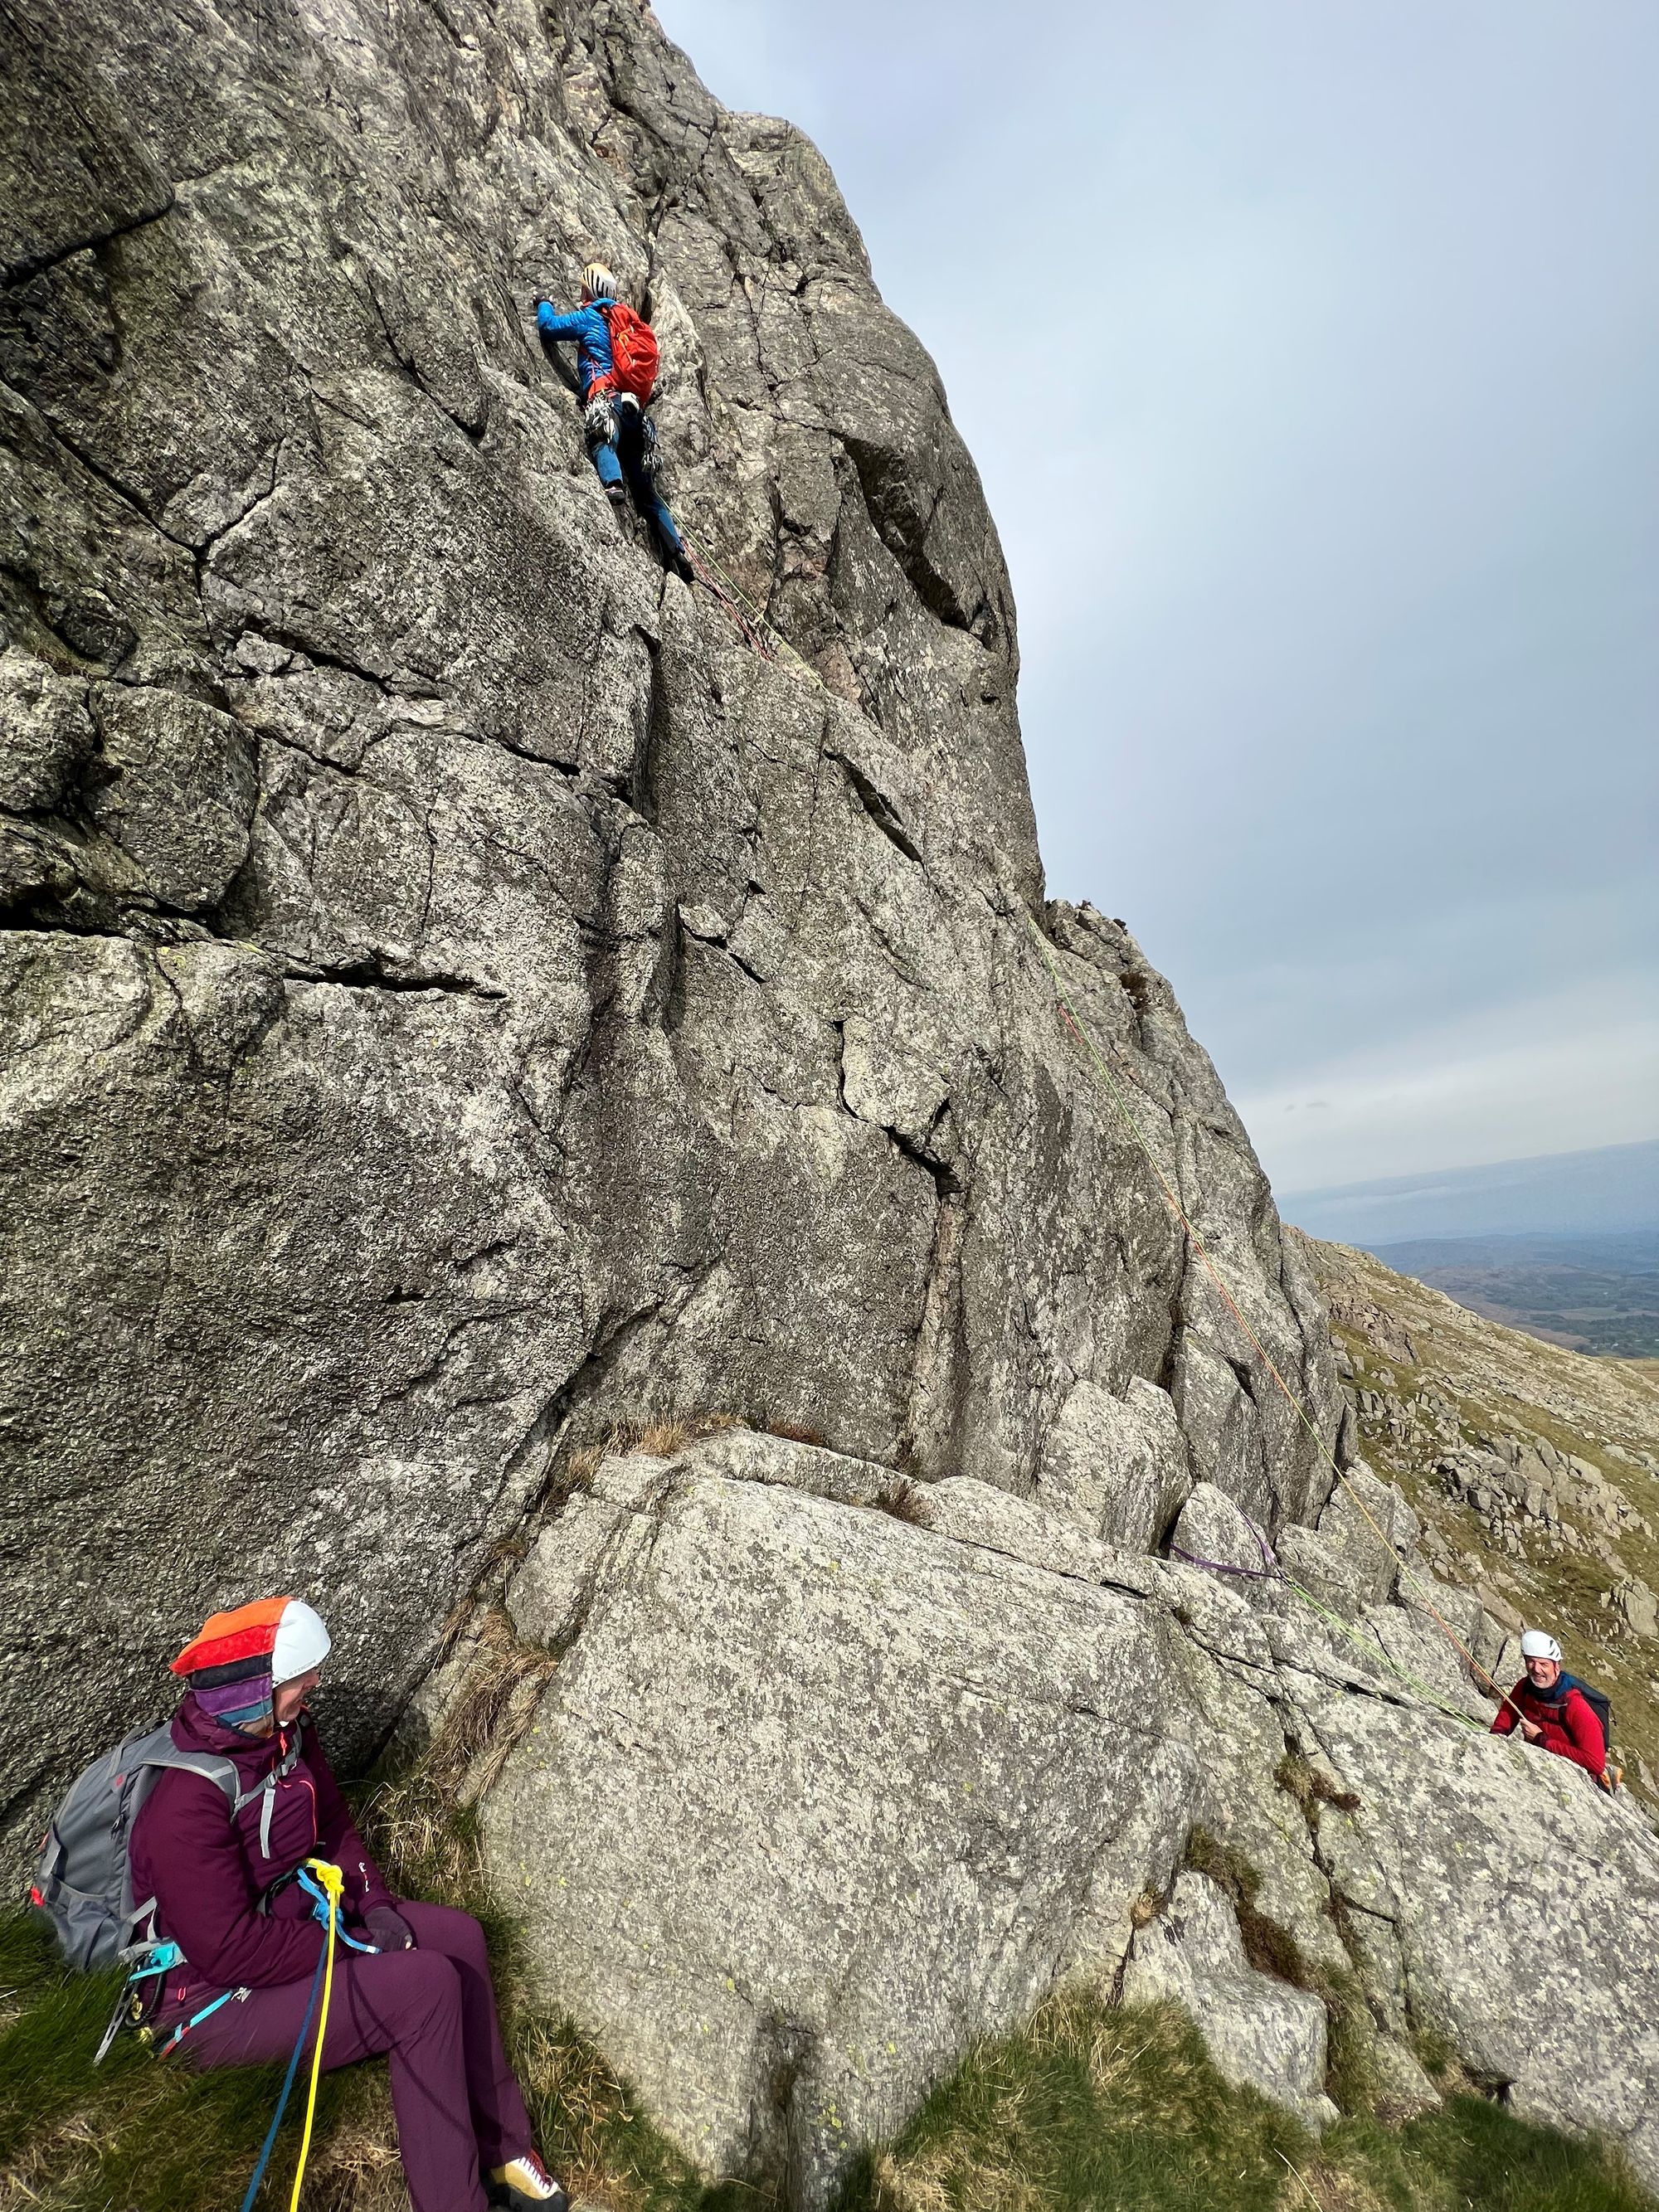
[[480, 1433, 1659, 2205]]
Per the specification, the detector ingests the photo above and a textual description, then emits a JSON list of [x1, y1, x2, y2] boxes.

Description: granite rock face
[[478, 1431, 1659, 2204], [1, 0, 1340, 1835], [7, 9, 1656, 2200]]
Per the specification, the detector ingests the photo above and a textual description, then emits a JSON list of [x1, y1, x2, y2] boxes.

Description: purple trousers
[[176, 1902, 533, 2212]]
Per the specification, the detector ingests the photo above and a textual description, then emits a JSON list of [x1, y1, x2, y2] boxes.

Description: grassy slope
[[6, 1913, 1651, 2212], [838, 1992, 1651, 2212], [1301, 1237, 1659, 1807]]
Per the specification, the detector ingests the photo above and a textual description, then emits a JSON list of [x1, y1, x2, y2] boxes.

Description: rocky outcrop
[[11, 8, 1657, 2206], [1306, 1237, 1659, 1811], [1121, 1872, 1337, 2133], [471, 1427, 1659, 2205], [1, 0, 1340, 1845]]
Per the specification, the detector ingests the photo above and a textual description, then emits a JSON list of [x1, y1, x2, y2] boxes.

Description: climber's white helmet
[[272, 1598, 332, 1685], [581, 260, 618, 302], [1520, 1629, 1563, 1663]]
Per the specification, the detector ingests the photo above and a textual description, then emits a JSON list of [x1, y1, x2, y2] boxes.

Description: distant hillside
[[1302, 1232, 1659, 1807], [1371, 1232, 1659, 1359], [1285, 1136, 1659, 1243]]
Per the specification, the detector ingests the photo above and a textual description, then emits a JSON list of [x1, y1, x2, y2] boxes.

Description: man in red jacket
[[130, 1597, 567, 2212], [1489, 1628, 1606, 1779]]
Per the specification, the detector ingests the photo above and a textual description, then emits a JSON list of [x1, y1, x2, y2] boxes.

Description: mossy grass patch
[[834, 1989, 1654, 2212]]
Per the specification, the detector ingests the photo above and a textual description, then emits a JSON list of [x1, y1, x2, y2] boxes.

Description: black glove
[[365, 1903, 416, 1952]]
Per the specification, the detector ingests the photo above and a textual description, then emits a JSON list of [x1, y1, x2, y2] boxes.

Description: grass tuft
[[834, 1988, 1654, 2212], [557, 1411, 743, 1502], [873, 1477, 932, 1527], [1276, 1750, 1362, 1817]]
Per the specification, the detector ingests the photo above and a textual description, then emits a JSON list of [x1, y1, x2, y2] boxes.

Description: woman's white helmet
[[1520, 1629, 1563, 1663], [271, 1598, 332, 1685], [581, 260, 618, 301]]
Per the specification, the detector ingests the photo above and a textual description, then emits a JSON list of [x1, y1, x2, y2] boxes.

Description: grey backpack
[[32, 1721, 247, 1971]]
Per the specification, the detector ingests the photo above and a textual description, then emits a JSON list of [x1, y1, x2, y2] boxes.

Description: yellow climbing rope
[[1020, 909, 1529, 1730], [288, 1858, 344, 2212]]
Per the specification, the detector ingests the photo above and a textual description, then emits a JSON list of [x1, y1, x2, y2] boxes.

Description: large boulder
[[1301, 1681, 1659, 2182], [475, 1432, 1659, 2205], [1033, 1373, 1192, 1548], [1121, 1871, 1337, 2132], [481, 1463, 1199, 2205]]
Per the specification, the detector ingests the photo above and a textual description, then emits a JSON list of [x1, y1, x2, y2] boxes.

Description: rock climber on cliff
[[536, 261, 694, 584], [1489, 1628, 1609, 1782], [127, 1597, 569, 2212]]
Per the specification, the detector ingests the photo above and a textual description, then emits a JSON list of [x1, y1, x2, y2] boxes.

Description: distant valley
[[1368, 1230, 1659, 1359]]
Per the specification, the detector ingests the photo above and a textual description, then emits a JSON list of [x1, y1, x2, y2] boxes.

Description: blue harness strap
[[158, 1984, 246, 2056], [296, 1864, 378, 1952]]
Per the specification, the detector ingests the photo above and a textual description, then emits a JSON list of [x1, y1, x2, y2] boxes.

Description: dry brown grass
[[873, 1476, 932, 1527], [556, 1410, 742, 1502], [513, 2018, 641, 2205], [0, 2114, 104, 2210], [300, 2069, 408, 2212], [363, 1607, 557, 1905], [868, 2107, 1047, 2212], [1277, 2148, 1396, 2212]]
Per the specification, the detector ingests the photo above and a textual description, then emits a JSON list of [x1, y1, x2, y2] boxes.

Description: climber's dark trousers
[[178, 1902, 532, 2212], [591, 397, 687, 560]]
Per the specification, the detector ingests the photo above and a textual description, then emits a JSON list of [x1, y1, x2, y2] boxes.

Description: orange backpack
[[600, 302, 659, 404]]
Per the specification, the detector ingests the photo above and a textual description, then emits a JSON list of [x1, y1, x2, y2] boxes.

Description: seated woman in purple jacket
[[129, 1596, 567, 2212]]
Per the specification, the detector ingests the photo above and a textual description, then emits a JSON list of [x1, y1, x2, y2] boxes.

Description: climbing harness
[[1020, 911, 1545, 1738], [97, 1858, 359, 2210], [234, 1858, 355, 2212]]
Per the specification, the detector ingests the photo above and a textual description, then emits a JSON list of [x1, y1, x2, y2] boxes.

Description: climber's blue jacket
[[536, 299, 616, 400]]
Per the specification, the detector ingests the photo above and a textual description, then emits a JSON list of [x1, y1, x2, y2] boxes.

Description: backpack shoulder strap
[[230, 1730, 302, 1811], [144, 1746, 242, 1807]]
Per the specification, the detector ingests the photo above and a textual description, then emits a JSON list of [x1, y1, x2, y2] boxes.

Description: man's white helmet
[[1520, 1629, 1563, 1663]]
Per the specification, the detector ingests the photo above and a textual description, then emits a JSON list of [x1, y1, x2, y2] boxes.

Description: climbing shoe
[[489, 2151, 570, 2210], [606, 482, 628, 508], [670, 545, 694, 585]]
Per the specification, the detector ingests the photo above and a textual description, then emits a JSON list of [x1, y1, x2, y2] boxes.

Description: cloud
[[1239, 984, 1659, 1191]]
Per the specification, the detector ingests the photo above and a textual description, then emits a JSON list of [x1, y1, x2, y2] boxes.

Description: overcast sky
[[654, 1, 1658, 1198]]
